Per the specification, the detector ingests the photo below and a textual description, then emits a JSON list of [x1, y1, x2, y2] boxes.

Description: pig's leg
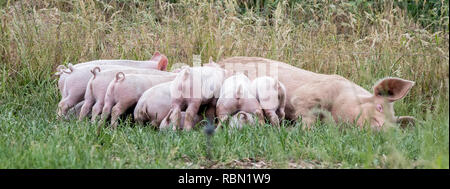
[[215, 98, 239, 130], [276, 107, 285, 121], [159, 110, 172, 130], [66, 101, 85, 119], [91, 101, 104, 122], [183, 100, 202, 131], [78, 95, 95, 121], [100, 99, 115, 123], [133, 104, 148, 126], [302, 116, 315, 130], [294, 111, 316, 130], [255, 109, 266, 126], [264, 109, 280, 127], [58, 95, 81, 119], [168, 103, 182, 131], [110, 103, 127, 129], [276, 82, 287, 120], [73, 101, 84, 116], [294, 106, 317, 130]]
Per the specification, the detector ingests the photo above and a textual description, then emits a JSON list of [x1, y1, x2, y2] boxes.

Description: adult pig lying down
[[99, 72, 178, 129], [218, 57, 415, 130], [133, 81, 203, 130], [78, 67, 174, 122], [55, 51, 168, 118]]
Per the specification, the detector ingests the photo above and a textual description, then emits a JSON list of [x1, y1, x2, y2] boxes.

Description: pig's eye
[[376, 104, 383, 113]]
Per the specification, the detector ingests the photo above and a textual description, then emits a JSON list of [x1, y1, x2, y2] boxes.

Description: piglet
[[133, 82, 203, 130], [78, 67, 173, 122], [250, 76, 286, 127], [215, 73, 265, 129], [160, 112, 203, 130], [55, 51, 168, 99], [100, 72, 177, 129], [166, 60, 228, 131], [56, 51, 168, 118], [57, 65, 133, 118]]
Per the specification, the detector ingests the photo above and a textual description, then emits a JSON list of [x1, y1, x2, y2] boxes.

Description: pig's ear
[[151, 51, 168, 71], [373, 77, 415, 102], [157, 56, 168, 71], [238, 112, 248, 121], [157, 55, 168, 71], [396, 116, 416, 129], [150, 51, 161, 60]]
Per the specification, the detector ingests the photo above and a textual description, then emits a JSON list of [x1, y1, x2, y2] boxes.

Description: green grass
[[0, 0, 448, 168], [0, 83, 448, 168]]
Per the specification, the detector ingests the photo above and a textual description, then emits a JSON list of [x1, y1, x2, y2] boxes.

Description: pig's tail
[[90, 67, 101, 78], [55, 63, 74, 75], [115, 72, 125, 82], [54, 65, 67, 76], [63, 63, 74, 74]]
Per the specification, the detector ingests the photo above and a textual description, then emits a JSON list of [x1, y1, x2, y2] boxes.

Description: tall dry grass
[[0, 0, 448, 169], [0, 0, 448, 116]]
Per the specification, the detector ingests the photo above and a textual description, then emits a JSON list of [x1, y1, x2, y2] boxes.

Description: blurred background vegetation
[[1, 0, 448, 113], [0, 0, 448, 168]]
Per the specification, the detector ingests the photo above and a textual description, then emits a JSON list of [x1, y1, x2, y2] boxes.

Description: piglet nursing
[[133, 82, 203, 130], [215, 73, 265, 129], [55, 51, 168, 119], [100, 72, 177, 129], [250, 76, 286, 127], [228, 111, 257, 129], [79, 67, 173, 122], [166, 61, 228, 131]]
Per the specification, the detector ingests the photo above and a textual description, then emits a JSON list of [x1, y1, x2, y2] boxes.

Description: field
[[0, 0, 448, 168]]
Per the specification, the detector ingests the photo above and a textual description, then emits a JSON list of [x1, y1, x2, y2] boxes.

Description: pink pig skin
[[215, 73, 265, 130], [100, 72, 177, 129], [55, 51, 168, 119], [79, 67, 173, 122], [229, 111, 257, 129], [133, 82, 202, 130], [55, 51, 168, 98], [250, 76, 287, 127], [166, 61, 228, 131], [218, 57, 415, 129]]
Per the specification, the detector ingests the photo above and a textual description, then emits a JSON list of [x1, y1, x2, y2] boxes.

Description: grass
[[0, 0, 448, 168], [0, 85, 448, 168]]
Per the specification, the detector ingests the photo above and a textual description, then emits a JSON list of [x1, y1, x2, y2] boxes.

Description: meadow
[[0, 0, 448, 168]]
